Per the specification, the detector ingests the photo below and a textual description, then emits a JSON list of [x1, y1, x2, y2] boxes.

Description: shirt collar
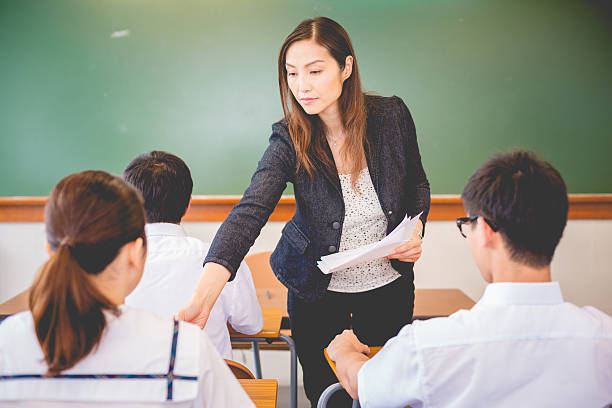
[[145, 223, 187, 238], [477, 281, 564, 307]]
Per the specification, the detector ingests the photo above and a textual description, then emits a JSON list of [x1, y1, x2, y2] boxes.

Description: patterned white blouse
[[327, 167, 401, 293]]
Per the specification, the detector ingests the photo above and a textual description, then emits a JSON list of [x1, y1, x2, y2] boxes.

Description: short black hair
[[122, 151, 193, 224], [461, 149, 568, 268]]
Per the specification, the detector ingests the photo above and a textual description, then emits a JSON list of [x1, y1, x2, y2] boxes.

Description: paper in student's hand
[[317, 212, 422, 274]]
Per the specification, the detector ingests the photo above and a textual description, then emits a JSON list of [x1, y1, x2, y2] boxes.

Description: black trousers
[[287, 275, 415, 408]]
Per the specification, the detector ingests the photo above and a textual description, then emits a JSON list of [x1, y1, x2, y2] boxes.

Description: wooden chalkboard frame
[[1, 194, 610, 222]]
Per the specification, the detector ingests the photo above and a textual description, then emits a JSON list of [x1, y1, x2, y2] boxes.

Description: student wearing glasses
[[326, 150, 612, 407]]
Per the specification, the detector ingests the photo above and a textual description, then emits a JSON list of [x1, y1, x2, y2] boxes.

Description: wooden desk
[[238, 379, 278, 408], [0, 287, 475, 322], [255, 288, 475, 320], [249, 288, 474, 354], [0, 289, 28, 318], [413, 288, 475, 319]]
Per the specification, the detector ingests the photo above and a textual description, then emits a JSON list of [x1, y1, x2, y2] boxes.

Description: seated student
[[327, 150, 612, 407], [122, 151, 263, 359], [0, 171, 253, 407]]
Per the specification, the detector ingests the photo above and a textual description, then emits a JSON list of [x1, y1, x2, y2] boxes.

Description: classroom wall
[[2, 219, 611, 315]]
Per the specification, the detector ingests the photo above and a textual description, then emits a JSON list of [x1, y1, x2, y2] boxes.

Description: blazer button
[[328, 245, 337, 253], [332, 221, 340, 230], [388, 210, 393, 215]]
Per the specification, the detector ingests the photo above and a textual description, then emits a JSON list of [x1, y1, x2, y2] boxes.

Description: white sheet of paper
[[317, 212, 422, 274]]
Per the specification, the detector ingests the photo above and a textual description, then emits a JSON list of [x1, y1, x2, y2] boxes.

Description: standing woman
[[179, 17, 430, 406]]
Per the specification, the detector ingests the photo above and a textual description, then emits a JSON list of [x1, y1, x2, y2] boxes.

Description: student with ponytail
[[0, 170, 253, 407]]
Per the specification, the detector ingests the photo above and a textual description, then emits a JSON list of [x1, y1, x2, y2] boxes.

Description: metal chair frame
[[317, 382, 360, 408]]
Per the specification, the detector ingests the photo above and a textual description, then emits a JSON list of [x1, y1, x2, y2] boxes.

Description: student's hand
[[174, 262, 231, 329], [327, 329, 370, 362], [327, 330, 370, 400], [386, 219, 423, 263]]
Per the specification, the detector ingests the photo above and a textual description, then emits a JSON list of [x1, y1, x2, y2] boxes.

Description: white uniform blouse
[[125, 223, 263, 359], [0, 306, 254, 407], [357, 282, 612, 408]]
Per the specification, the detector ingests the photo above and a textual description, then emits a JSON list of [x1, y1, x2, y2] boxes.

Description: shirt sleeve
[[394, 96, 431, 235], [204, 125, 296, 280], [193, 332, 255, 408], [226, 260, 264, 335], [357, 325, 425, 408]]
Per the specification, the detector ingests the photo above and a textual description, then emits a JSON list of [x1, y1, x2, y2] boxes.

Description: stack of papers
[[317, 212, 422, 274]]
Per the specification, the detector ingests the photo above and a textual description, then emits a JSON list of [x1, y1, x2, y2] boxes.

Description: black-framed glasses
[[456, 216, 499, 238]]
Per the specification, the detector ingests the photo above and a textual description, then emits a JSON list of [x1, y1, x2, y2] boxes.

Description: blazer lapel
[[316, 141, 342, 195]]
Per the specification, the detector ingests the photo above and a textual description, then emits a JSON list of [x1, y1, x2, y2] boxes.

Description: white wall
[[0, 222, 47, 301], [2, 219, 611, 315]]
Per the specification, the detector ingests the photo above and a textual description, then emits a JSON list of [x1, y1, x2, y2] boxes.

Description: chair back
[[225, 359, 255, 379], [244, 251, 285, 289]]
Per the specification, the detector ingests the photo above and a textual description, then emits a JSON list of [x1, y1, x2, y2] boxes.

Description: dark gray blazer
[[205, 95, 430, 301]]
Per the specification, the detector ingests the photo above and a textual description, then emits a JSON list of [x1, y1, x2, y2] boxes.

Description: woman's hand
[[174, 262, 230, 328], [386, 219, 423, 263], [175, 296, 210, 329]]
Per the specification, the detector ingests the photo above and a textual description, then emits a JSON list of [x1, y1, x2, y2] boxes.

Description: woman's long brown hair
[[278, 17, 368, 187], [29, 170, 146, 375]]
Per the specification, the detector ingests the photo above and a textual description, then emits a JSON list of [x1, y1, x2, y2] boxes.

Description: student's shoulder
[[126, 307, 203, 337], [120, 306, 204, 345], [146, 232, 207, 258], [118, 306, 173, 329], [0, 311, 34, 339], [162, 232, 209, 259], [0, 312, 44, 364], [573, 304, 612, 335], [185, 235, 210, 252], [406, 309, 478, 348]]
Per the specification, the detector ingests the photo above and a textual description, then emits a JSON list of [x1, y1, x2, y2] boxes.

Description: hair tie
[[60, 237, 74, 248]]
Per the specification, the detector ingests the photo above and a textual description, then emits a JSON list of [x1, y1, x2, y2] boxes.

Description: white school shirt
[[0, 306, 254, 408], [357, 282, 612, 408], [125, 223, 263, 359]]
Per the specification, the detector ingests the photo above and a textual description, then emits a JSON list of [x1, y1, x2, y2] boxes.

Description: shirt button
[[388, 210, 393, 215], [332, 221, 340, 230], [328, 245, 337, 253]]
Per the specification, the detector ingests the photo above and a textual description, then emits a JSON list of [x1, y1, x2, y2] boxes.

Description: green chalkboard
[[1, 0, 611, 195]]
